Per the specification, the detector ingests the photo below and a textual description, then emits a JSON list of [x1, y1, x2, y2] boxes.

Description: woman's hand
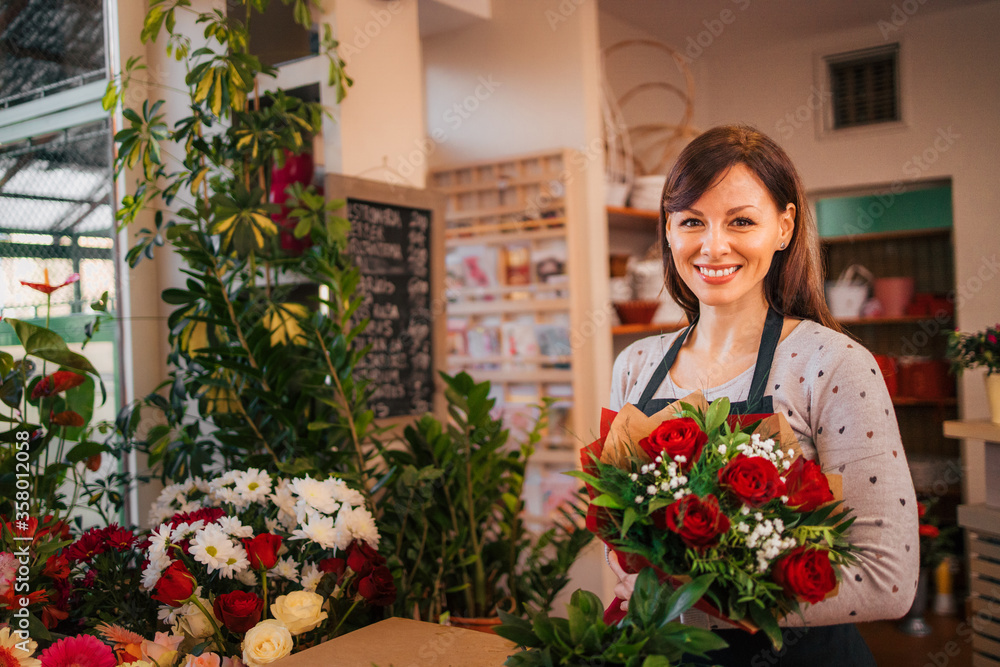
[[608, 549, 638, 611]]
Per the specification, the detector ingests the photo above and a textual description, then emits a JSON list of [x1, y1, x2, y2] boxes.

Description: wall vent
[[826, 44, 900, 130]]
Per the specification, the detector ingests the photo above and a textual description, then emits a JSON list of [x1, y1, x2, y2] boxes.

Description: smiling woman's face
[[665, 163, 795, 312]]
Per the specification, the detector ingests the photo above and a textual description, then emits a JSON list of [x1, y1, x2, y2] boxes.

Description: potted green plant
[[102, 0, 385, 486], [378, 371, 593, 626], [946, 323, 1000, 423]]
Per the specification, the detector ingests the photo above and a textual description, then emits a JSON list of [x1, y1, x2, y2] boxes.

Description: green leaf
[[664, 573, 716, 621], [590, 494, 626, 509], [0, 351, 13, 376], [66, 441, 109, 464], [705, 396, 730, 433], [748, 603, 783, 650], [621, 507, 638, 537]]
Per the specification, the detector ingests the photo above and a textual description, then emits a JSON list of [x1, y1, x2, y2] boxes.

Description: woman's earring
[[779, 241, 786, 249]]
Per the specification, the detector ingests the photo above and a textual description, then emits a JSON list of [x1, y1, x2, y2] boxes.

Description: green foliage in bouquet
[[379, 371, 592, 621], [947, 324, 1000, 374], [496, 569, 726, 667], [102, 0, 381, 485]]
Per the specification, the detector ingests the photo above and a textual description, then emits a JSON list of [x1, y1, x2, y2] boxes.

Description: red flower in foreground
[[39, 633, 116, 667], [919, 524, 940, 538], [639, 418, 707, 471], [64, 528, 108, 563], [773, 546, 837, 604], [213, 590, 264, 633], [718, 454, 787, 507], [166, 507, 226, 529], [243, 533, 282, 570], [783, 457, 834, 512], [151, 561, 195, 607], [20, 269, 80, 296], [663, 494, 731, 550], [43, 554, 70, 580], [31, 371, 86, 400]]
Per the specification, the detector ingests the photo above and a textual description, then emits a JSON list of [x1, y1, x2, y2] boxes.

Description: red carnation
[[773, 546, 837, 603], [639, 418, 707, 471], [783, 457, 834, 512], [213, 590, 263, 633], [151, 560, 195, 607], [243, 533, 282, 570], [663, 494, 731, 550], [718, 454, 786, 507]]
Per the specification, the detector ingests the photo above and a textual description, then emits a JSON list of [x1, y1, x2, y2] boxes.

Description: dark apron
[[635, 308, 876, 667]]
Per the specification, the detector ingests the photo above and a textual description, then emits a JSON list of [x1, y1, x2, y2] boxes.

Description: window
[[826, 44, 900, 130]]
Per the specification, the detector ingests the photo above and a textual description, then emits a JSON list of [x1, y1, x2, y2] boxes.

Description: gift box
[[274, 617, 515, 666]]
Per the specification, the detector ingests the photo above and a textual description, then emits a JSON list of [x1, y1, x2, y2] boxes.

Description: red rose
[[212, 590, 263, 633], [243, 533, 282, 570], [783, 457, 834, 512], [917, 502, 927, 519], [718, 455, 787, 507], [151, 560, 195, 607], [357, 565, 396, 606], [346, 541, 386, 578], [639, 418, 707, 471], [919, 524, 940, 538], [664, 494, 731, 550], [773, 546, 837, 603]]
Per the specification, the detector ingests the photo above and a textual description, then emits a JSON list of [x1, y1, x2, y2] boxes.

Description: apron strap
[[635, 309, 784, 415]]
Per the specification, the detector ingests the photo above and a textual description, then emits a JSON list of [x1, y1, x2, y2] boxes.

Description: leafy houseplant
[[496, 569, 726, 667], [102, 0, 384, 486], [947, 323, 1000, 423], [379, 371, 593, 622]]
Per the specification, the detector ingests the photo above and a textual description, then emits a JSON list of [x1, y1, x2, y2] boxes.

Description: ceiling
[[599, 0, 999, 44]]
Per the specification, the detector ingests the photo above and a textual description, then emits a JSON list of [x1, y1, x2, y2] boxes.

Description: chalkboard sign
[[327, 175, 445, 421]]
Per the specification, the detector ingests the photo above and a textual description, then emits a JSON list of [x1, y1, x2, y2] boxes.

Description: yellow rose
[[242, 620, 292, 667], [269, 590, 328, 635]]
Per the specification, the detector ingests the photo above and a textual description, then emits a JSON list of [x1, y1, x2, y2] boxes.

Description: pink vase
[[874, 277, 915, 318]]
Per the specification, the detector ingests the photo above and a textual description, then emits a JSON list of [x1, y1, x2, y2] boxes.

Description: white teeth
[[699, 266, 738, 278]]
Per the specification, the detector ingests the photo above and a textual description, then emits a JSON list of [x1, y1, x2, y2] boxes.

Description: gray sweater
[[610, 319, 920, 627]]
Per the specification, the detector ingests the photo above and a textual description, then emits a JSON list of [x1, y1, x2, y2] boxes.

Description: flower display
[[576, 394, 858, 649], [38, 634, 116, 667], [0, 626, 41, 667]]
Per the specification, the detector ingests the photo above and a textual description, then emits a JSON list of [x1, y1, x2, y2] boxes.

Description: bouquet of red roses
[[573, 393, 858, 649]]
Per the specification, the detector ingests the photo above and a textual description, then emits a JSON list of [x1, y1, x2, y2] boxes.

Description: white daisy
[[236, 568, 258, 586], [215, 544, 249, 579], [189, 524, 239, 573], [234, 468, 273, 505], [217, 516, 254, 538], [171, 520, 206, 543]]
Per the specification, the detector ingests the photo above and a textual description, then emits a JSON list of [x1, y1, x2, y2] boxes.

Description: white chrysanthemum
[[216, 544, 249, 579], [149, 524, 173, 555], [158, 603, 184, 627], [272, 556, 299, 582], [217, 516, 254, 538], [325, 478, 365, 508], [271, 481, 299, 529], [141, 553, 173, 591], [234, 468, 272, 506], [265, 517, 282, 533], [336, 505, 380, 548], [291, 512, 338, 550], [290, 475, 341, 515], [190, 524, 240, 573], [299, 562, 322, 592], [214, 487, 243, 507], [236, 568, 259, 586]]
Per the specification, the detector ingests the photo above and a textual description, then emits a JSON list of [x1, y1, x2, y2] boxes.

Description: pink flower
[[39, 635, 115, 667], [989, 333, 998, 344], [184, 653, 222, 667]]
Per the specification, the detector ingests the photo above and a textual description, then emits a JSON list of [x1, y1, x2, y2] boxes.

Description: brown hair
[[659, 124, 839, 330]]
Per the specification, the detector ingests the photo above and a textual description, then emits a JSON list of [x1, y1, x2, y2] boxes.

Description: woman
[[607, 125, 919, 665]]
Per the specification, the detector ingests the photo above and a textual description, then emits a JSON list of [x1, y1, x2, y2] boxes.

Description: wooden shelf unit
[[433, 150, 604, 509]]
